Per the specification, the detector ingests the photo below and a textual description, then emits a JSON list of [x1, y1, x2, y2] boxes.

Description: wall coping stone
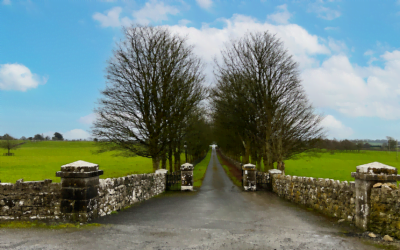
[[155, 169, 168, 174], [180, 163, 194, 171], [356, 162, 397, 175], [268, 169, 282, 174]]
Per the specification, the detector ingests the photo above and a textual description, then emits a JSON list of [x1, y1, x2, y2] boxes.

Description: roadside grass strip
[[0, 220, 102, 229], [216, 152, 242, 187], [193, 150, 211, 188]]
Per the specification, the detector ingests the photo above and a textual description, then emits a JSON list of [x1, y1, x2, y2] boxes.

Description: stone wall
[[369, 183, 400, 238], [0, 172, 166, 221], [97, 173, 166, 217], [272, 174, 356, 222], [0, 179, 61, 220]]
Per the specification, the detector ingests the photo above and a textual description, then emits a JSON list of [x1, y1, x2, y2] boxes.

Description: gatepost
[[268, 169, 282, 192], [242, 163, 256, 191], [56, 160, 103, 222], [180, 163, 193, 191], [351, 162, 400, 230]]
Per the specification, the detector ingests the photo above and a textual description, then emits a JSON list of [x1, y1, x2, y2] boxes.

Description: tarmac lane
[[0, 148, 385, 249]]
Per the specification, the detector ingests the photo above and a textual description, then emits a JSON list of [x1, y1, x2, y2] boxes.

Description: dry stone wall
[[0, 173, 166, 221], [272, 174, 356, 221], [97, 173, 166, 217], [369, 183, 400, 238], [0, 179, 61, 220]]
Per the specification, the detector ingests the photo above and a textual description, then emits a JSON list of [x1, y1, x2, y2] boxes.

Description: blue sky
[[1, 0, 400, 140]]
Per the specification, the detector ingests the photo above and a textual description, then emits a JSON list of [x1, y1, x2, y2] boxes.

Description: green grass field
[[0, 141, 155, 183], [238, 150, 400, 182], [2, 141, 399, 184], [285, 150, 400, 181], [193, 150, 211, 187]]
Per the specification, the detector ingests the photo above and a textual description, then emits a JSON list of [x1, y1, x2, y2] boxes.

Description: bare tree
[[0, 134, 22, 156], [212, 31, 324, 171], [92, 24, 207, 171]]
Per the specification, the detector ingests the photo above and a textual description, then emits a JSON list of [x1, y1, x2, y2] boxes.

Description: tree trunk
[[152, 157, 160, 172], [168, 146, 173, 173], [161, 153, 167, 169], [174, 150, 181, 172]]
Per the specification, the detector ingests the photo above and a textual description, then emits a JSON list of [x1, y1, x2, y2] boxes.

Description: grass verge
[[193, 149, 211, 188], [0, 220, 102, 229], [216, 151, 242, 187]]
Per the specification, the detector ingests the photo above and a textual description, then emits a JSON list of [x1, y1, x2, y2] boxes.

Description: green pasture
[[238, 150, 400, 182], [285, 150, 400, 181], [0, 141, 154, 183]]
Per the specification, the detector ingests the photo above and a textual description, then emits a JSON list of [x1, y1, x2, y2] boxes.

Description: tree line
[[90, 24, 324, 173], [0, 132, 64, 141]]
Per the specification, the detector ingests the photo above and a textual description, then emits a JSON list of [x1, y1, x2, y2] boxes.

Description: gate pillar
[[243, 164, 256, 191], [180, 163, 194, 191], [56, 160, 103, 222], [351, 162, 400, 230], [268, 169, 282, 191]]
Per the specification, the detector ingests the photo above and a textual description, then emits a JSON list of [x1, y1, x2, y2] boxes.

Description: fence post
[[351, 162, 400, 230], [242, 164, 256, 191], [56, 160, 103, 222], [180, 163, 193, 191]]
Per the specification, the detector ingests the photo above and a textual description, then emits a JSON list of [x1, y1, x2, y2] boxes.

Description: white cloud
[[309, 2, 341, 20], [320, 115, 353, 139], [267, 4, 292, 24], [93, 6, 123, 27], [302, 51, 400, 119], [166, 13, 329, 84], [364, 49, 374, 56], [132, 0, 179, 25], [324, 26, 338, 31], [178, 19, 191, 26], [328, 37, 347, 53], [196, 0, 212, 9], [0, 63, 47, 91], [79, 113, 98, 125], [64, 129, 91, 140], [93, 1, 180, 27], [2, 0, 11, 5]]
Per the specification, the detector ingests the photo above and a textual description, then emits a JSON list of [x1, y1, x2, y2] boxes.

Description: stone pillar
[[351, 162, 400, 230], [180, 163, 193, 191], [155, 169, 168, 190], [242, 164, 256, 191], [268, 169, 282, 191], [56, 160, 103, 222]]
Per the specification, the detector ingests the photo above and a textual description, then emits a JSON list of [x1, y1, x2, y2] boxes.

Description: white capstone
[[61, 160, 98, 169], [181, 186, 193, 191], [155, 169, 168, 174], [356, 162, 396, 173], [181, 163, 193, 168], [243, 164, 255, 167]]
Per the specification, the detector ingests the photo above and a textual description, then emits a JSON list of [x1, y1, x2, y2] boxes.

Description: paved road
[[0, 149, 381, 249]]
